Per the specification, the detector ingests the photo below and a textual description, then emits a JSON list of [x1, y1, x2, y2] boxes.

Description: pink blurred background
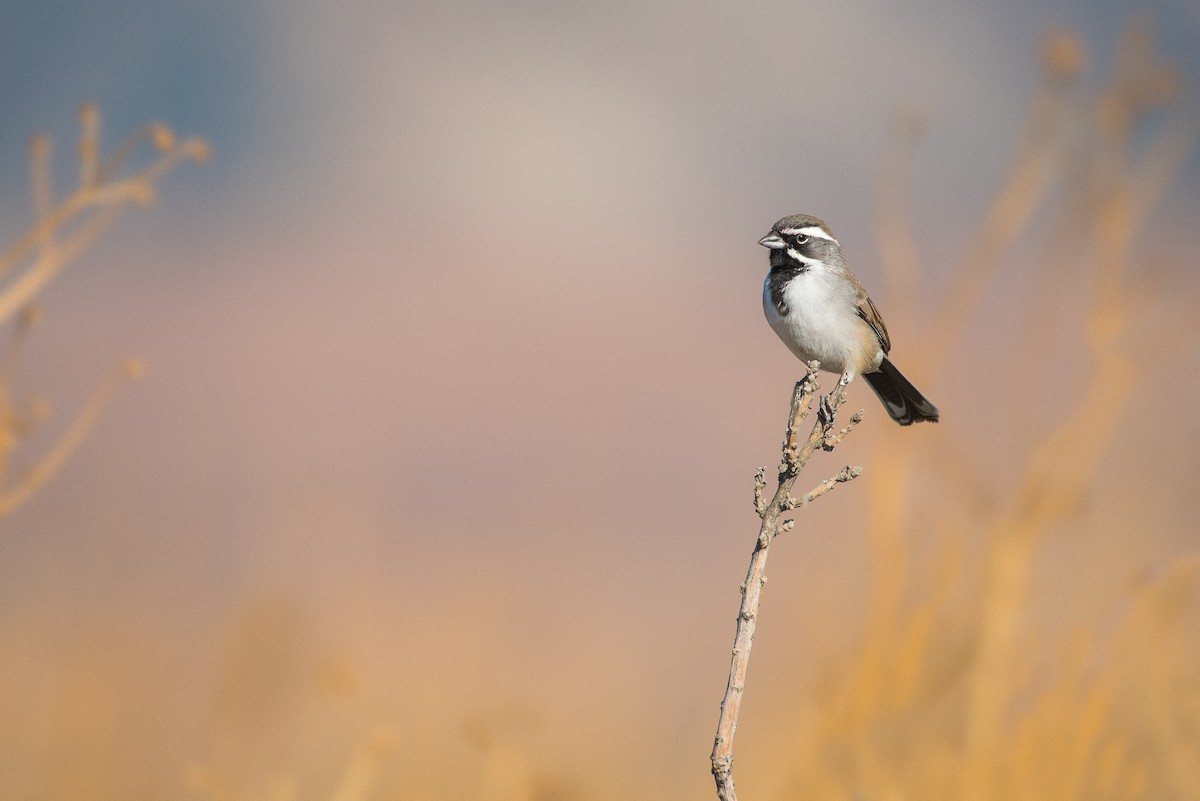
[[0, 1, 1197, 798]]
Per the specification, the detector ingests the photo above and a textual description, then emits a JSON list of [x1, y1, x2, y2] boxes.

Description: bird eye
[[793, 234, 809, 246]]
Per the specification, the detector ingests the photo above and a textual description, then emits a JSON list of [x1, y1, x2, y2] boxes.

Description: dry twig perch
[[711, 361, 864, 801]]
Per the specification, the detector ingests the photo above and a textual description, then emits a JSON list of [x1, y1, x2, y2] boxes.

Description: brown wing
[[855, 293, 891, 354]]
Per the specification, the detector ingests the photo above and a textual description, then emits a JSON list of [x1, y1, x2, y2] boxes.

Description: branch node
[[752, 466, 768, 516]]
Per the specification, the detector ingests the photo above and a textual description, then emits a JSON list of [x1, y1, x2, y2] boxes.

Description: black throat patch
[[767, 250, 807, 316]]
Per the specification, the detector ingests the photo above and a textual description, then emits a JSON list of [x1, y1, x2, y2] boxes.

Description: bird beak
[[758, 233, 786, 249]]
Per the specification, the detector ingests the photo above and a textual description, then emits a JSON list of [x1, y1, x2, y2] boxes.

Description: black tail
[[863, 359, 940, 425]]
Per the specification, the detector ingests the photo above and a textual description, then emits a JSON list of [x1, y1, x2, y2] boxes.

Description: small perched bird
[[759, 214, 939, 425]]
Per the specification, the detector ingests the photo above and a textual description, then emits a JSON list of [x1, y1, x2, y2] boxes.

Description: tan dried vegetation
[[777, 24, 1200, 801], [0, 104, 207, 517]]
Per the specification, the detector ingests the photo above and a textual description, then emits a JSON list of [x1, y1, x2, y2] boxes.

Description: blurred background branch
[[0, 105, 207, 520]]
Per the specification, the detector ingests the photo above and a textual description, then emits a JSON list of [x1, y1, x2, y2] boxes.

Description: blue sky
[[0, 0, 1194, 238]]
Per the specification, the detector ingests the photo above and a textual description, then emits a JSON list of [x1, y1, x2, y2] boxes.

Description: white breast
[[763, 267, 878, 377]]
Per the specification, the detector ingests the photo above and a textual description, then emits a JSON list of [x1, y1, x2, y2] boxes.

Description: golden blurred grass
[[775, 23, 1200, 801]]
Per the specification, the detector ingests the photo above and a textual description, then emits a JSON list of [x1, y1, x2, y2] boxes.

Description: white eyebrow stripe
[[781, 226, 840, 245]]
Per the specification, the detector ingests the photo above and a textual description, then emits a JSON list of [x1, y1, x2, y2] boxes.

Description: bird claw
[[818, 393, 834, 424]]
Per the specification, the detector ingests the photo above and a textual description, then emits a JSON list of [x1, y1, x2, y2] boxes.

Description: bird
[[758, 213, 939, 425]]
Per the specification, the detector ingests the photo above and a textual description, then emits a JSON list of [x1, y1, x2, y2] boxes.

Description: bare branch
[[0, 110, 209, 313], [711, 363, 863, 801], [0, 107, 206, 518], [823, 409, 865, 451], [918, 32, 1082, 376], [0, 360, 142, 518], [872, 107, 925, 322], [784, 466, 864, 510], [78, 103, 100, 188]]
